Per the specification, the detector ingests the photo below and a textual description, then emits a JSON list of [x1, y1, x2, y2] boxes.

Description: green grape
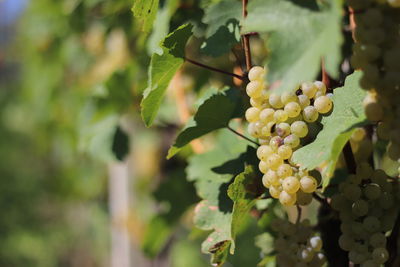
[[257, 145, 274, 161], [277, 144, 293, 159], [284, 134, 300, 148], [314, 81, 327, 94], [363, 216, 381, 232], [279, 190, 297, 206], [372, 247, 389, 264], [245, 107, 260, 122], [361, 260, 379, 267], [363, 184, 381, 200], [301, 82, 318, 98], [352, 199, 369, 217], [261, 123, 274, 137], [246, 80, 263, 98], [297, 191, 313, 206], [369, 233, 386, 248], [299, 247, 314, 262], [274, 109, 289, 122], [264, 170, 280, 186], [291, 121, 308, 138], [356, 162, 374, 180], [266, 154, 283, 170], [302, 106, 319, 122], [284, 102, 302, 118], [343, 183, 361, 201], [270, 136, 284, 150], [259, 108, 275, 123], [338, 234, 354, 251], [269, 93, 284, 108], [259, 160, 268, 173], [269, 185, 281, 198], [276, 122, 291, 137], [282, 176, 300, 194], [298, 94, 310, 108], [300, 176, 318, 193], [281, 91, 298, 104], [314, 96, 333, 114], [379, 192, 394, 209], [248, 66, 265, 81], [277, 164, 293, 178]]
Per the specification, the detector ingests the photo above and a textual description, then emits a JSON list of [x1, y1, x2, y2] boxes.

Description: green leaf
[[187, 134, 261, 266], [201, 0, 242, 57], [167, 88, 244, 159], [292, 72, 367, 188], [141, 24, 193, 127], [132, 0, 159, 32], [243, 0, 343, 93]]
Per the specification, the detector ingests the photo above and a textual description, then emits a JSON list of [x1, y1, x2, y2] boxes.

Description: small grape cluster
[[245, 66, 333, 206], [270, 218, 326, 267], [348, 0, 400, 175], [331, 163, 400, 266]]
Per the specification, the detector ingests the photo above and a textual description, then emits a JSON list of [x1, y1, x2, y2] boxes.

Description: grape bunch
[[331, 163, 400, 266], [245, 66, 333, 206], [270, 218, 326, 267], [348, 0, 400, 175]]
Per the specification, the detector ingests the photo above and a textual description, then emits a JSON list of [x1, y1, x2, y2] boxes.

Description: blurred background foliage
[[0, 0, 267, 266]]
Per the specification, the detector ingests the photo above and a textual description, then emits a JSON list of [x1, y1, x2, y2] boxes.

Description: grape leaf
[[187, 132, 261, 266], [201, 0, 241, 57], [167, 88, 244, 159], [242, 0, 343, 93], [141, 24, 193, 127], [292, 72, 367, 188], [132, 0, 159, 32]]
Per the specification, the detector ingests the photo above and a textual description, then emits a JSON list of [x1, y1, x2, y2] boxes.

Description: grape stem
[[185, 57, 246, 80], [296, 205, 302, 224], [226, 126, 260, 146], [241, 0, 252, 71]]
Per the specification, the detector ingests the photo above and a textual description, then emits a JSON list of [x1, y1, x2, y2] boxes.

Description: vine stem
[[242, 0, 252, 71], [226, 126, 260, 146], [296, 205, 302, 224], [185, 57, 245, 80]]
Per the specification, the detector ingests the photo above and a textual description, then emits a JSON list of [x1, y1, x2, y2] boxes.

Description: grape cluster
[[348, 0, 400, 175], [270, 218, 326, 267], [331, 163, 400, 266], [245, 66, 333, 206]]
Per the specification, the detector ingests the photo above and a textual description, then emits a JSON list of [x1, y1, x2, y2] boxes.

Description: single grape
[[257, 145, 274, 161], [277, 145, 293, 159], [298, 94, 310, 109], [248, 66, 265, 81], [314, 96, 333, 114], [277, 164, 293, 178], [266, 154, 283, 170], [314, 81, 327, 94], [291, 121, 308, 138], [372, 247, 389, 264], [281, 91, 298, 104], [284, 134, 300, 148], [379, 192, 394, 209], [274, 110, 289, 122], [338, 234, 354, 251], [279, 190, 297, 206], [308, 236, 322, 252], [363, 183, 381, 200], [269, 93, 284, 108], [259, 108, 275, 123], [301, 82, 318, 98], [284, 102, 302, 118], [259, 160, 268, 173], [296, 191, 313, 206], [245, 107, 260, 122], [352, 199, 369, 217], [269, 185, 281, 198], [270, 136, 284, 150], [369, 233, 387, 248], [282, 176, 300, 194], [263, 170, 280, 186], [302, 106, 319, 122], [363, 216, 381, 232], [343, 183, 361, 201], [276, 122, 291, 137], [246, 80, 263, 98], [300, 176, 318, 193]]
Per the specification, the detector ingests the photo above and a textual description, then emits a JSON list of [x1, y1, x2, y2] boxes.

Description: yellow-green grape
[[246, 80, 263, 98], [259, 108, 275, 123], [245, 107, 260, 122], [284, 134, 300, 148], [277, 164, 293, 178], [314, 91, 325, 98], [270, 136, 283, 150], [314, 96, 333, 114], [284, 102, 302, 118], [302, 106, 319, 122], [301, 82, 318, 99], [300, 176, 318, 193], [269, 185, 282, 198], [281, 91, 298, 105], [264, 170, 280, 186], [261, 123, 274, 137], [297, 191, 313, 206], [257, 145, 274, 161], [276, 122, 291, 137], [259, 138, 270, 145], [277, 145, 293, 159], [248, 121, 264, 138], [314, 81, 327, 94], [248, 66, 265, 81], [363, 95, 384, 122], [351, 127, 366, 142], [274, 110, 289, 122], [282, 176, 300, 194], [387, 142, 400, 160], [269, 93, 284, 108], [290, 121, 308, 138], [266, 154, 284, 170], [259, 160, 268, 173], [250, 97, 269, 109], [388, 0, 400, 7], [279, 190, 297, 206], [298, 94, 310, 109]]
